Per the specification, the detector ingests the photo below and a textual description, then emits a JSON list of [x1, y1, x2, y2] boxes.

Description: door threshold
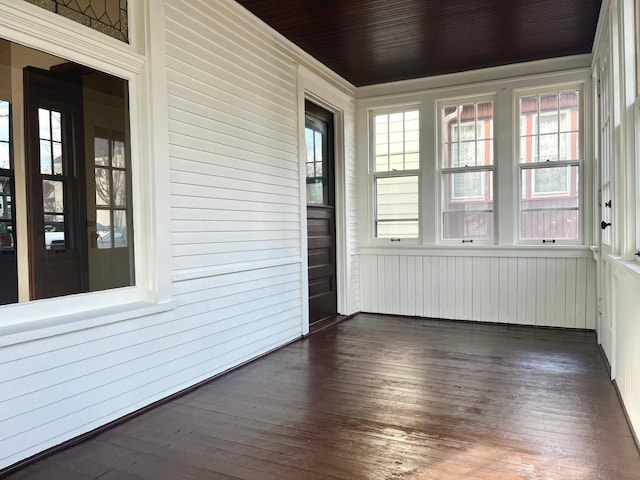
[[307, 314, 350, 336]]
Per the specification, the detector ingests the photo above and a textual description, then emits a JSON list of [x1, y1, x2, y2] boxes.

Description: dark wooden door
[[24, 67, 88, 300], [305, 101, 337, 324]]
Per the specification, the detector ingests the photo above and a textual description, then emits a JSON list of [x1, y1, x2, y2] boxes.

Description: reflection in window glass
[[38, 108, 64, 175], [440, 100, 494, 240], [0, 101, 9, 170], [95, 131, 130, 250], [520, 166, 579, 240]]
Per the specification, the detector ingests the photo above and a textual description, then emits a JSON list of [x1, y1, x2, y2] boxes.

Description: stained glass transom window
[[24, 0, 128, 42]]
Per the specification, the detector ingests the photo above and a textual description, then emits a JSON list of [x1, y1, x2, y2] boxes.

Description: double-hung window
[[439, 100, 494, 241], [517, 88, 582, 242], [371, 109, 419, 239]]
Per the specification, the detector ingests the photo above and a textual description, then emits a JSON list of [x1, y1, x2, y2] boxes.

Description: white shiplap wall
[[360, 253, 597, 328], [613, 266, 640, 444], [0, 0, 359, 470]]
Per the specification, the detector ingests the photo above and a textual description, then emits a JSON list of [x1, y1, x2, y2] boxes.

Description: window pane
[[539, 110, 558, 135], [113, 210, 128, 248], [520, 166, 579, 240], [44, 214, 65, 250], [38, 108, 50, 140], [0, 175, 13, 252], [112, 171, 126, 207], [51, 111, 61, 142], [376, 176, 418, 238], [374, 110, 419, 172], [377, 221, 418, 238], [95, 167, 110, 206], [0, 101, 9, 143], [477, 102, 493, 139], [43, 179, 64, 213], [52, 141, 63, 175], [560, 91, 579, 131], [113, 139, 125, 168], [442, 171, 493, 240], [0, 142, 9, 170], [40, 139, 52, 175], [96, 209, 112, 249], [95, 137, 109, 166], [539, 133, 558, 161], [0, 176, 12, 221], [441, 102, 493, 167]]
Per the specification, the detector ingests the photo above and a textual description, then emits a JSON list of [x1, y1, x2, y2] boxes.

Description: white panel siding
[[613, 267, 640, 444], [360, 254, 597, 328]]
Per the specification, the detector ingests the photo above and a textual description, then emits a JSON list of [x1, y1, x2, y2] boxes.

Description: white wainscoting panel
[[613, 266, 640, 443], [360, 254, 597, 328]]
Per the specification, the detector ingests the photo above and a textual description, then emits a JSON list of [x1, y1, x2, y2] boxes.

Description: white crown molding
[[355, 54, 593, 100]]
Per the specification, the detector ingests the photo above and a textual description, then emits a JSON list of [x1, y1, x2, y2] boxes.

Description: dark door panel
[[305, 100, 337, 325], [24, 67, 88, 300]]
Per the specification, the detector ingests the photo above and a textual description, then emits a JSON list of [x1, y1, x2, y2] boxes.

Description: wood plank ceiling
[[235, 0, 603, 86]]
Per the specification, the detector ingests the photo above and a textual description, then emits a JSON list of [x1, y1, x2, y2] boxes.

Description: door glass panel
[[38, 108, 50, 140], [306, 124, 326, 205], [112, 170, 126, 207], [52, 141, 63, 175], [51, 111, 61, 142], [96, 209, 111, 249], [113, 210, 127, 248], [0, 101, 9, 169], [40, 139, 52, 174], [95, 137, 109, 166], [113, 139, 126, 168], [44, 214, 65, 251], [0, 176, 13, 251], [95, 167, 110, 206], [43, 179, 64, 213]]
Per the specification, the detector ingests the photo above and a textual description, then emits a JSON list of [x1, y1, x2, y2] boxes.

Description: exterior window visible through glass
[[440, 101, 494, 241], [0, 175, 13, 251], [372, 110, 419, 238], [38, 108, 67, 250], [95, 130, 129, 249], [305, 126, 325, 205], [0, 101, 10, 170], [518, 90, 581, 241]]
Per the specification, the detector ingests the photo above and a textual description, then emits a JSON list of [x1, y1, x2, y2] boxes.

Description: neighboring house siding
[[0, 0, 358, 470], [360, 254, 596, 329]]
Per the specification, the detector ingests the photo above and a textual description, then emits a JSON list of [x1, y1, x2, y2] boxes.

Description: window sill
[[606, 254, 640, 284], [0, 299, 175, 348], [358, 244, 594, 258]]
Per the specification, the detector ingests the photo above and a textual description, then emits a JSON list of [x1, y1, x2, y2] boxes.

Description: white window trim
[[437, 96, 496, 244], [369, 105, 421, 243], [515, 83, 585, 245], [0, 0, 174, 339]]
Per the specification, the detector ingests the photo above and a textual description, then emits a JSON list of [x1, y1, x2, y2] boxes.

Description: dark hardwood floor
[[6, 314, 640, 479]]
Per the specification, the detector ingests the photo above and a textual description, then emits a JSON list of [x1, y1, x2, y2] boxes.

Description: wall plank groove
[[360, 254, 596, 328]]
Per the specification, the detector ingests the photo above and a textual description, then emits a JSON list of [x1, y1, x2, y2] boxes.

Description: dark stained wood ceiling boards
[[235, 0, 603, 86]]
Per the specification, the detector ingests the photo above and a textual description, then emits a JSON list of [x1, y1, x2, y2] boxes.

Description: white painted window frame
[[0, 0, 174, 343], [368, 105, 421, 243], [515, 83, 585, 246], [437, 95, 496, 244]]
